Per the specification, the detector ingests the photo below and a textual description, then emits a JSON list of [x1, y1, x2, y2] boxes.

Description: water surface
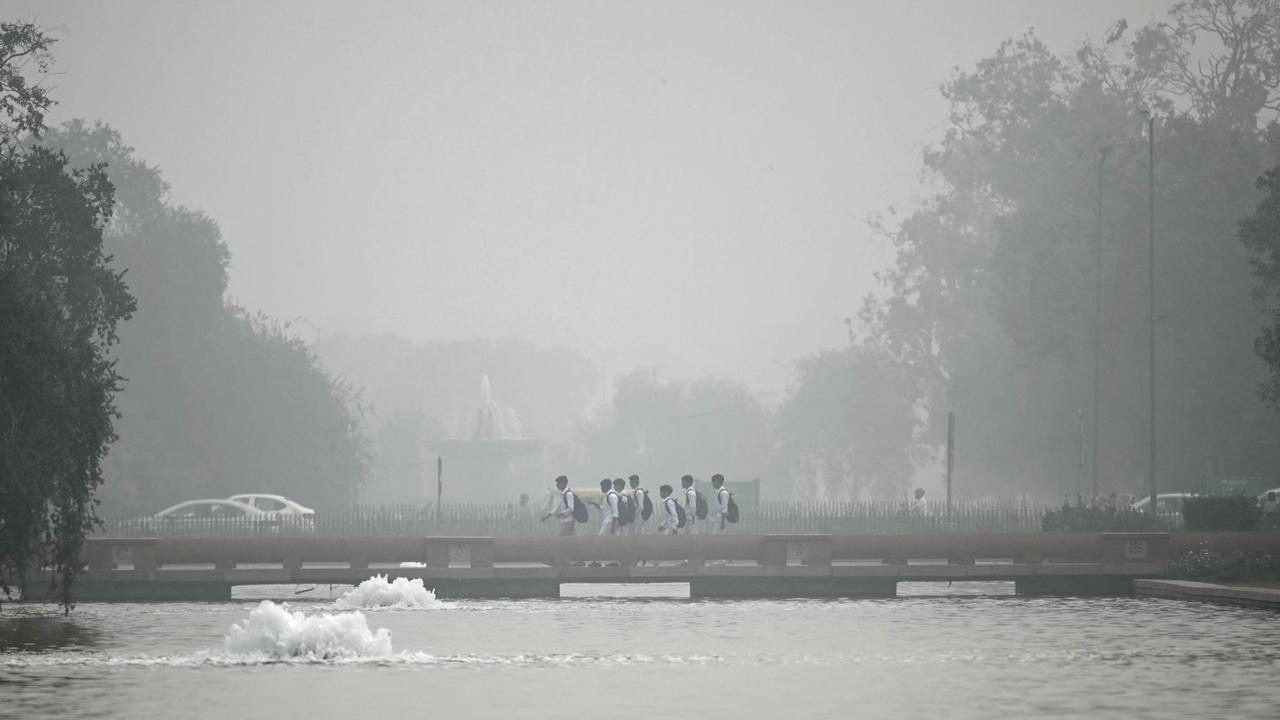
[[2, 582, 1277, 720]]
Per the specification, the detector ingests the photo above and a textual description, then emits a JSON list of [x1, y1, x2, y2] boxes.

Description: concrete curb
[[1135, 579, 1280, 610]]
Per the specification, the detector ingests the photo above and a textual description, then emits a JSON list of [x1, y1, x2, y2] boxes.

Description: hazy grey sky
[[8, 0, 1172, 394]]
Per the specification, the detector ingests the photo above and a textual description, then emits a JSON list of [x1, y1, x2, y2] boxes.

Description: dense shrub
[[1182, 496, 1263, 531], [1041, 505, 1163, 532], [1166, 544, 1280, 582]]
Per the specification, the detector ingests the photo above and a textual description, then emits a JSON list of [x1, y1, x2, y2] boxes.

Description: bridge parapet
[[1100, 532, 1170, 565], [33, 530, 1267, 602], [73, 532, 1199, 575], [424, 537, 494, 568], [85, 538, 158, 578]]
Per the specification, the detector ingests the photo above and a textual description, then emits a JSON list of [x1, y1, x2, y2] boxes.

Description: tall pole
[[946, 412, 955, 515], [436, 456, 443, 518], [1146, 113, 1157, 513], [1092, 147, 1110, 500], [1077, 408, 1085, 495]]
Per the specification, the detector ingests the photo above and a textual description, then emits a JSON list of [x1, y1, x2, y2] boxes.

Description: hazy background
[[8, 0, 1171, 396], [29, 0, 1276, 513]]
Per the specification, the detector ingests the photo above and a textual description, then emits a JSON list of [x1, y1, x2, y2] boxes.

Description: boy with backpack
[[658, 484, 685, 534], [591, 478, 620, 535], [710, 473, 730, 534], [612, 478, 634, 532], [681, 474, 699, 535], [628, 474, 652, 535], [539, 475, 579, 536]]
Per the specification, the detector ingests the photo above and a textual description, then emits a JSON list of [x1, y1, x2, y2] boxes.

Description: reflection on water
[[0, 613, 102, 653]]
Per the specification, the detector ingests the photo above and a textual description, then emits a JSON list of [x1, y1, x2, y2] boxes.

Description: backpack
[[694, 490, 708, 520], [617, 492, 636, 526], [638, 489, 653, 521], [725, 490, 740, 524], [668, 498, 687, 529], [568, 490, 588, 523]]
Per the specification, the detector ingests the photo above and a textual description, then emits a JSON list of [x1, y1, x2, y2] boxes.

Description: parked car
[[149, 498, 265, 522], [116, 499, 305, 537], [1258, 488, 1280, 514], [1131, 493, 1197, 515], [227, 493, 315, 519]]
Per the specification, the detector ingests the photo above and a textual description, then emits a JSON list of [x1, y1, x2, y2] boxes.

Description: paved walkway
[[1135, 579, 1280, 610]]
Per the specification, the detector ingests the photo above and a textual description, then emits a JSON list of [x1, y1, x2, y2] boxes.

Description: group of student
[[541, 473, 738, 536]]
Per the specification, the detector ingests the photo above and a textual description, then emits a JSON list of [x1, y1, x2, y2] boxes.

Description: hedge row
[[1182, 496, 1276, 531]]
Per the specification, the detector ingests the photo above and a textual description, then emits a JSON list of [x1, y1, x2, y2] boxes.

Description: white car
[[1131, 493, 1197, 514], [1258, 488, 1280, 514], [228, 493, 316, 522], [152, 498, 265, 521]]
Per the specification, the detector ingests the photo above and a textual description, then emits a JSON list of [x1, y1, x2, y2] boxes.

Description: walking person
[[591, 478, 619, 536], [539, 475, 577, 536], [665, 481, 686, 532], [710, 473, 730, 534], [911, 487, 928, 516], [681, 474, 698, 536], [612, 478, 632, 533], [628, 474, 649, 536]]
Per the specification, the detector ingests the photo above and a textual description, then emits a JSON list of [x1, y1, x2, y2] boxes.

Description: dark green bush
[[1181, 496, 1262, 531], [1041, 505, 1163, 532], [1166, 544, 1280, 582]]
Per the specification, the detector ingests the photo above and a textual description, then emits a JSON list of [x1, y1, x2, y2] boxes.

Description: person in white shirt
[[1263, 491, 1279, 516], [591, 478, 619, 535], [658, 484, 681, 534], [710, 473, 730, 534], [681, 474, 698, 536], [612, 477, 631, 534], [628, 474, 648, 535], [912, 488, 928, 516], [539, 475, 576, 536]]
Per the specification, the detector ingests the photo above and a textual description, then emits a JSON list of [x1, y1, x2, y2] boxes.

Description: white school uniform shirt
[[684, 486, 698, 522], [553, 489, 575, 523], [631, 488, 647, 525], [662, 496, 680, 531], [602, 490, 620, 523], [712, 486, 730, 521]]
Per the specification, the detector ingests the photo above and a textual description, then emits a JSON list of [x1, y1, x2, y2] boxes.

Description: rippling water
[[2, 582, 1278, 720]]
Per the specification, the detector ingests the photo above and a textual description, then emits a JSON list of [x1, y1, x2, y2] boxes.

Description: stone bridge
[[22, 531, 1280, 601]]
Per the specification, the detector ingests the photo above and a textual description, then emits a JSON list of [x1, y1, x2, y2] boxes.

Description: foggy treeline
[[861, 4, 1280, 500], [327, 2, 1280, 506], [38, 123, 371, 515]]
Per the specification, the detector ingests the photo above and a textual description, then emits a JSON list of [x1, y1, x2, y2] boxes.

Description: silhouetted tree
[[868, 0, 1280, 497], [0, 23, 135, 611], [1239, 165, 1280, 403], [578, 370, 771, 487], [776, 343, 924, 500], [43, 121, 371, 513]]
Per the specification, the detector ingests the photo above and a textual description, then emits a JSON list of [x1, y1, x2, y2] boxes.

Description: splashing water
[[335, 575, 444, 610], [223, 601, 392, 659]]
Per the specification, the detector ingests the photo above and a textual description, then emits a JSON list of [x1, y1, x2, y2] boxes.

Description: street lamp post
[[1144, 112, 1157, 514], [1092, 146, 1110, 500]]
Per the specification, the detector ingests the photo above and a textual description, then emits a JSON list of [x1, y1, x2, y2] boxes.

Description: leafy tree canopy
[[0, 22, 134, 610], [40, 121, 371, 515], [867, 0, 1280, 498], [577, 369, 770, 488]]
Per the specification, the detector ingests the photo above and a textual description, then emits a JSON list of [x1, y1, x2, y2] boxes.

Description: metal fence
[[95, 500, 1058, 538], [747, 500, 1044, 534]]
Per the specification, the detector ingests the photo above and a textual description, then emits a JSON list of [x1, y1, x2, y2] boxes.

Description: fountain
[[424, 376, 545, 501]]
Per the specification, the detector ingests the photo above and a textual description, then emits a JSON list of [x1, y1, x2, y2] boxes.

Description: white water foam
[[223, 600, 392, 660], [334, 575, 445, 610]]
